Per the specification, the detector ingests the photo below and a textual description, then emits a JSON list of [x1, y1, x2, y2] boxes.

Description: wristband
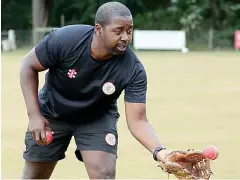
[[153, 146, 166, 161]]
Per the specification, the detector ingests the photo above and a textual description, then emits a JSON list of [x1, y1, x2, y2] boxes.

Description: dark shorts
[[23, 114, 118, 162]]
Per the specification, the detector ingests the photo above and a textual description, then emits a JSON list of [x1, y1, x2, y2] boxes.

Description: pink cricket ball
[[203, 146, 219, 160], [46, 130, 53, 144]]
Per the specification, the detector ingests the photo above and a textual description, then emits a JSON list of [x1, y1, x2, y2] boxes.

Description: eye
[[127, 29, 133, 34], [115, 29, 122, 35]]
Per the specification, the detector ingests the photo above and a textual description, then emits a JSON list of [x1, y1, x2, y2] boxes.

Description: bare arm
[[20, 30, 61, 145], [20, 47, 47, 117], [125, 102, 167, 161]]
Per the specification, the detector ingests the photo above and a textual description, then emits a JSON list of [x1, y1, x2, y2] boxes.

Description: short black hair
[[95, 1, 132, 26]]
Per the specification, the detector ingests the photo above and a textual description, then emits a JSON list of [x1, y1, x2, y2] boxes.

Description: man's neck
[[91, 34, 113, 61]]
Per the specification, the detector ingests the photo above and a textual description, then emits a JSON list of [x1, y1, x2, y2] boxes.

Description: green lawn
[[2, 49, 240, 179]]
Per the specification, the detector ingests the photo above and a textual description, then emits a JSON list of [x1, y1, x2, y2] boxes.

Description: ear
[[95, 23, 103, 37]]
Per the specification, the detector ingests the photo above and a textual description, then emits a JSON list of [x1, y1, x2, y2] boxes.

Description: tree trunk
[[32, 0, 52, 45]]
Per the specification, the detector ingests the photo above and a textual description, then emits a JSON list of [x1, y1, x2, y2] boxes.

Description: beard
[[104, 41, 125, 56], [102, 37, 127, 56], [108, 46, 125, 56]]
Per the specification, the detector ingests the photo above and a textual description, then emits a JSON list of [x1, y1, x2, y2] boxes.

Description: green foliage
[[1, 0, 32, 30], [134, 7, 182, 30], [1, 0, 239, 50], [2, 0, 239, 32]]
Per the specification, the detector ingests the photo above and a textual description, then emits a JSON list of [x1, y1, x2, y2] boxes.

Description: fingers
[[45, 121, 54, 135], [40, 130, 48, 145], [33, 131, 44, 145], [30, 131, 36, 140], [35, 131, 40, 142], [45, 126, 52, 132], [45, 119, 50, 128], [30, 130, 48, 146], [28, 116, 51, 146]]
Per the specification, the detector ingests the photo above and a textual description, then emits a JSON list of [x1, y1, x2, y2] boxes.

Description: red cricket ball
[[45, 130, 53, 144], [203, 146, 219, 160]]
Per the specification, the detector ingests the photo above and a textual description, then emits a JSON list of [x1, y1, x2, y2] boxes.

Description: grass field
[[2, 49, 240, 179]]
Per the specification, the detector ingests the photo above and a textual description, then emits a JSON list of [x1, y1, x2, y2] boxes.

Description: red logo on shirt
[[67, 69, 77, 79]]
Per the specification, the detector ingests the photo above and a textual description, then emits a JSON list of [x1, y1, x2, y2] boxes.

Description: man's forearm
[[127, 119, 164, 154], [20, 65, 40, 117]]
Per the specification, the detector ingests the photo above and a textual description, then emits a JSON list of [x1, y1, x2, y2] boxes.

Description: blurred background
[[1, 0, 240, 51], [1, 0, 240, 179]]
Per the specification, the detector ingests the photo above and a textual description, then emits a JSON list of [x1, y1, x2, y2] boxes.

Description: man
[[20, 1, 169, 179]]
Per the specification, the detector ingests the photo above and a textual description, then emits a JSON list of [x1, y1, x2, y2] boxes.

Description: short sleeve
[[124, 63, 147, 103], [35, 29, 61, 68]]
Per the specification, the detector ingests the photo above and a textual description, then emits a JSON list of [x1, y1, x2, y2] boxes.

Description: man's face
[[99, 16, 133, 55]]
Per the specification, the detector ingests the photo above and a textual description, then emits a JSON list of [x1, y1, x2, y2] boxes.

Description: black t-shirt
[[35, 24, 147, 123]]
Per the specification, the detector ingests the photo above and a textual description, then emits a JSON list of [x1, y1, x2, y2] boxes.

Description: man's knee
[[88, 163, 116, 179], [21, 167, 47, 179], [21, 161, 57, 179], [99, 166, 116, 179], [21, 170, 44, 179]]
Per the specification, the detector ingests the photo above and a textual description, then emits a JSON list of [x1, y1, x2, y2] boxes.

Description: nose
[[121, 31, 129, 42]]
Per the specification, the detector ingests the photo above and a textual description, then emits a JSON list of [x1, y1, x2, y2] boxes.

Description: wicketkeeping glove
[[158, 149, 213, 180]]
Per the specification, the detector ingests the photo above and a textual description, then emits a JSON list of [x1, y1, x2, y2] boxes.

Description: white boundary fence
[[133, 30, 188, 53]]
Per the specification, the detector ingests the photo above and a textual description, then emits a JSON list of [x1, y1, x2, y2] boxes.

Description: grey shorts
[[23, 115, 118, 162]]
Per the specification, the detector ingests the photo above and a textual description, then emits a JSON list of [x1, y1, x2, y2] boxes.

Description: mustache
[[117, 42, 129, 46]]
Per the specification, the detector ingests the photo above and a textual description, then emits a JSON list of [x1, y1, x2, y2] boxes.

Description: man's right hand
[[28, 114, 51, 146]]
